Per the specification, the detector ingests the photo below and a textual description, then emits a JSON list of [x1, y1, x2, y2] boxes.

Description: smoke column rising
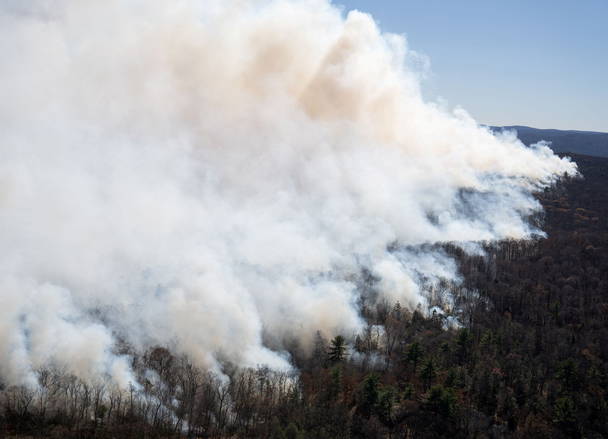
[[0, 0, 576, 386]]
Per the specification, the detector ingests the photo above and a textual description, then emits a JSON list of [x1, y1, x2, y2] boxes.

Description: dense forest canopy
[[0, 1, 602, 438], [1, 153, 606, 438]]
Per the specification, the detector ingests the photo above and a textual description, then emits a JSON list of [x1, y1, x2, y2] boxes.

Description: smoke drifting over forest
[[0, 0, 576, 387]]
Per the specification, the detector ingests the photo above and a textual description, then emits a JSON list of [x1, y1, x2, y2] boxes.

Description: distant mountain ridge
[[489, 125, 608, 158]]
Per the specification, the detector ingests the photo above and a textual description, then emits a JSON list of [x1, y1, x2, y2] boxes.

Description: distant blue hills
[[489, 125, 608, 158]]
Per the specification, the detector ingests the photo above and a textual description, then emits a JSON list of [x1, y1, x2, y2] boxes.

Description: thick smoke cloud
[[0, 0, 576, 386]]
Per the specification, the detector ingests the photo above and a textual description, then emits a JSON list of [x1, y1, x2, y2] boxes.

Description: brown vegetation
[[1, 154, 607, 438]]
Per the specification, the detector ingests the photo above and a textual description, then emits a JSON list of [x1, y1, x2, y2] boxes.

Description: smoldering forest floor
[[1, 153, 607, 438]]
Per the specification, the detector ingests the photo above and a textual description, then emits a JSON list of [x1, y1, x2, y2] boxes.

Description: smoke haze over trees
[[0, 0, 575, 387], [0, 0, 601, 438], [1, 153, 606, 438]]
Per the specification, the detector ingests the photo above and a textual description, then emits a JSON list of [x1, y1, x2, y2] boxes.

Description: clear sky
[[335, 0, 608, 132]]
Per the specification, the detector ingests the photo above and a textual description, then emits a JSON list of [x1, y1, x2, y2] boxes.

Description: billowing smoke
[[0, 0, 575, 386]]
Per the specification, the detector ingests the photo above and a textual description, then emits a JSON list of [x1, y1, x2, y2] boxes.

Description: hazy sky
[[336, 0, 608, 132]]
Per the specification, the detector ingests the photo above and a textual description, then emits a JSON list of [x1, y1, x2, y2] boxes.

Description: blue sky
[[335, 0, 608, 132]]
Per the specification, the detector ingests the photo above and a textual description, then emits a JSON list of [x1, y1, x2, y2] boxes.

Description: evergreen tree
[[406, 342, 423, 372], [359, 374, 379, 418], [328, 335, 347, 364], [420, 358, 437, 390]]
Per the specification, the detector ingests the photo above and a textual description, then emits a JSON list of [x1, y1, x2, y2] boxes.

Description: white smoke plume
[[0, 0, 576, 386]]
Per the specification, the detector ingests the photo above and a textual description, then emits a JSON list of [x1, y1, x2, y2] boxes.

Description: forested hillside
[[491, 126, 608, 158], [1, 154, 607, 438]]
